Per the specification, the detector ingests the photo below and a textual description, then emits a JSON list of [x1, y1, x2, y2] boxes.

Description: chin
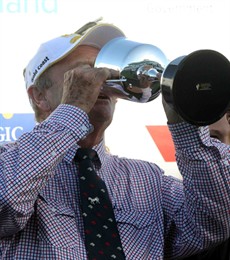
[[89, 107, 114, 123]]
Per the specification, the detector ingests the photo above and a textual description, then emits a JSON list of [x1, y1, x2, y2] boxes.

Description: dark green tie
[[76, 148, 126, 260]]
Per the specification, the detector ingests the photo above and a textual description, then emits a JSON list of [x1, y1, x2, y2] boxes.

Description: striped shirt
[[0, 104, 230, 259]]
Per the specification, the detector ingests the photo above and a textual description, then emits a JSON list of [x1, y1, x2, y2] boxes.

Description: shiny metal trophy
[[161, 50, 230, 125], [95, 37, 168, 103]]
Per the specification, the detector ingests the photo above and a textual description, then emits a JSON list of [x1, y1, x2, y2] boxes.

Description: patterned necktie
[[76, 148, 126, 260]]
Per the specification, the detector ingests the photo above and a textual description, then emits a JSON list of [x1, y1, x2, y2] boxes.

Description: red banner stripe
[[146, 125, 176, 162]]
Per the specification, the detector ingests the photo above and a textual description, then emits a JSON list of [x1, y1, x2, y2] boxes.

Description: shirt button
[[50, 207, 56, 213], [51, 151, 57, 157], [224, 160, 229, 166], [81, 125, 88, 132]]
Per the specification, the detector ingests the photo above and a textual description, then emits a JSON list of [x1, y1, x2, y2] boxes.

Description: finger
[[95, 68, 120, 81], [108, 68, 120, 80]]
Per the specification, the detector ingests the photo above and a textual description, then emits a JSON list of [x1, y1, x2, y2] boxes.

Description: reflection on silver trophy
[[94, 37, 168, 103]]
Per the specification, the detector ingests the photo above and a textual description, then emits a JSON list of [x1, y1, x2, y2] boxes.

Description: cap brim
[[58, 23, 126, 61], [25, 23, 125, 89]]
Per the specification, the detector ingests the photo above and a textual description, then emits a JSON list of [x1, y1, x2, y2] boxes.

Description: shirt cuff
[[167, 122, 225, 160], [168, 122, 211, 148], [36, 104, 93, 141]]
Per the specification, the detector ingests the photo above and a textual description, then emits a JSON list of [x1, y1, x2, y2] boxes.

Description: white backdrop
[[0, 0, 229, 178]]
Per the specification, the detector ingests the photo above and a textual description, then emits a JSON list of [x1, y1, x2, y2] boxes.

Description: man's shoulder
[[110, 154, 163, 174], [0, 141, 15, 152]]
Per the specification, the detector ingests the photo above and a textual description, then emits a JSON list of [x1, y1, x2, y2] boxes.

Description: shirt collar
[[64, 139, 110, 169]]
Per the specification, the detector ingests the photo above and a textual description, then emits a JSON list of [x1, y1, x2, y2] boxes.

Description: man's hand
[[162, 95, 184, 124], [61, 65, 119, 113]]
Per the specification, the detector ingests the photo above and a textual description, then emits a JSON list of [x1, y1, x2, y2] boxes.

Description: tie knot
[[75, 148, 97, 162]]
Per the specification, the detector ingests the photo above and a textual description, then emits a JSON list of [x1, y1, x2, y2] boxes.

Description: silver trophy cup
[[94, 37, 168, 103]]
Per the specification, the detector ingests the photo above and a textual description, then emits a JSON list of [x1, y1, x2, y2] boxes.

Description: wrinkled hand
[[61, 65, 119, 113], [162, 95, 184, 124]]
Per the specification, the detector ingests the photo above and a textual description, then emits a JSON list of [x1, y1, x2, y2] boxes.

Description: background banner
[[0, 113, 35, 143]]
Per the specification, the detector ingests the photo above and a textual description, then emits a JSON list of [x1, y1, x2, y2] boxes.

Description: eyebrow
[[209, 129, 221, 136], [209, 129, 220, 136]]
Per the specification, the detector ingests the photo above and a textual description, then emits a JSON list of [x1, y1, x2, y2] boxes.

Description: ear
[[27, 86, 51, 112]]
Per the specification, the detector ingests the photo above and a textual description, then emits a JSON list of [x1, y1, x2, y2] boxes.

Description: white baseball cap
[[24, 22, 125, 89]]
